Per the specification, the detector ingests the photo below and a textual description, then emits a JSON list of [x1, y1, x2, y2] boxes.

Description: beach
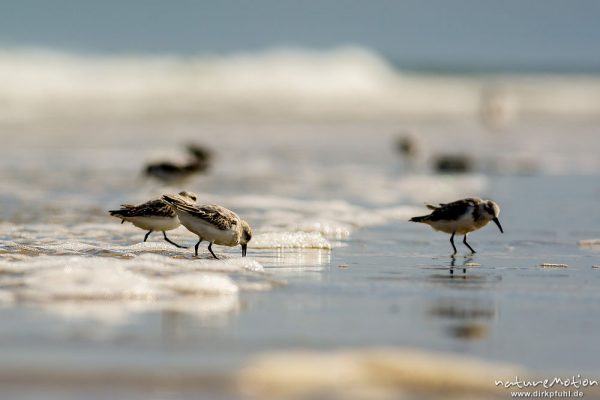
[[1, 111, 599, 398]]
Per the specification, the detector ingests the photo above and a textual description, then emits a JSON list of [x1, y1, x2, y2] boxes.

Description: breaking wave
[[2, 46, 600, 122]]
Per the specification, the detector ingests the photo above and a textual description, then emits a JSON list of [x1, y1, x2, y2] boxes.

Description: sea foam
[[0, 254, 269, 322], [2, 46, 600, 122]]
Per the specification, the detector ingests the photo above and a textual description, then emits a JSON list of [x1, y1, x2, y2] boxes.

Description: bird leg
[[144, 230, 153, 242], [194, 239, 202, 257], [463, 234, 476, 254], [162, 231, 187, 248], [450, 232, 457, 255], [208, 242, 218, 259]]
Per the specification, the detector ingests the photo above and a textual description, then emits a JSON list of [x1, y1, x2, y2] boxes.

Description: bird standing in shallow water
[[162, 193, 252, 259], [109, 191, 197, 248], [410, 198, 503, 255]]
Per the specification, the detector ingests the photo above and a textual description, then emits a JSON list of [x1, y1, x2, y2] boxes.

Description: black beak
[[241, 244, 247, 257], [493, 217, 504, 233]]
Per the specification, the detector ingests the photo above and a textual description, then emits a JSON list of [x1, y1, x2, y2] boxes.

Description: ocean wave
[[2, 46, 600, 122]]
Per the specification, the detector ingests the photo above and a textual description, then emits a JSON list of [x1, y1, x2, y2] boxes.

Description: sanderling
[[145, 161, 206, 183], [145, 144, 212, 183], [162, 193, 252, 259], [410, 197, 503, 255], [109, 191, 197, 248]]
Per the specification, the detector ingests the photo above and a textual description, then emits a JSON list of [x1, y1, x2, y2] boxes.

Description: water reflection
[[450, 255, 470, 275], [447, 323, 488, 340], [423, 256, 503, 290], [426, 256, 499, 341], [259, 249, 331, 270], [429, 298, 496, 341]]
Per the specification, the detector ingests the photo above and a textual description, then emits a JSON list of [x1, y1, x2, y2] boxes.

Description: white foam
[[18, 263, 162, 302], [251, 232, 332, 249], [161, 273, 238, 295], [0, 254, 269, 322], [126, 253, 265, 273]]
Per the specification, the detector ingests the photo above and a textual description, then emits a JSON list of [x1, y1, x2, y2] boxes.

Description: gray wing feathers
[[426, 198, 477, 221], [163, 195, 239, 231], [188, 205, 238, 231], [110, 199, 174, 218]]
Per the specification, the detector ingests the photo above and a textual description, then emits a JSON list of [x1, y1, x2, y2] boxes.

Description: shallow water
[[1, 119, 600, 399]]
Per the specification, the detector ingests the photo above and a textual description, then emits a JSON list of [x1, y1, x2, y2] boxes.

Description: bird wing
[[163, 194, 239, 230], [112, 199, 174, 218], [425, 198, 478, 221], [186, 204, 239, 231], [146, 162, 180, 173]]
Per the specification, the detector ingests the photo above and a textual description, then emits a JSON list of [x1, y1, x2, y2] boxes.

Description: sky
[[1, 0, 600, 71]]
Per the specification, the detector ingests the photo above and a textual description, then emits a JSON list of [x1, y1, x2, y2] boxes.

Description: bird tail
[[109, 204, 135, 219], [109, 210, 128, 221], [409, 215, 428, 223]]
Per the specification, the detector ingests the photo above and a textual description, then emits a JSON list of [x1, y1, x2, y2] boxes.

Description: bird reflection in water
[[449, 255, 474, 276]]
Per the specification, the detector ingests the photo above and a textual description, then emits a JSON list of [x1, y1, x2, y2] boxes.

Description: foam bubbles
[[0, 253, 268, 322], [161, 273, 239, 295], [19, 261, 160, 302]]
